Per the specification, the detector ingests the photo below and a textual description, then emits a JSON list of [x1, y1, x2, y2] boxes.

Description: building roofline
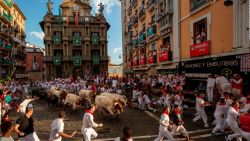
[[13, 3, 27, 20]]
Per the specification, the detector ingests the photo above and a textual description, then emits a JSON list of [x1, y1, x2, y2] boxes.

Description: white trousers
[[82, 128, 98, 141], [171, 124, 188, 137], [221, 83, 231, 94], [227, 121, 242, 141], [206, 87, 214, 101], [193, 109, 208, 126], [155, 125, 174, 141], [212, 114, 226, 133]]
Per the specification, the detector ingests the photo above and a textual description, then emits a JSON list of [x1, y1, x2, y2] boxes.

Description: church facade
[[40, 0, 110, 79]]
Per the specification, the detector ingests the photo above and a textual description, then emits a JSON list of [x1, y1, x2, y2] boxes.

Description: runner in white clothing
[[17, 96, 39, 115], [193, 93, 209, 128], [212, 97, 227, 135], [49, 111, 76, 141], [81, 105, 103, 141], [226, 102, 242, 141]]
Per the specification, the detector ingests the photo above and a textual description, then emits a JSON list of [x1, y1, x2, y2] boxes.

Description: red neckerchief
[[162, 111, 169, 115], [173, 108, 181, 115], [85, 110, 93, 116], [246, 100, 250, 104], [233, 105, 239, 112]]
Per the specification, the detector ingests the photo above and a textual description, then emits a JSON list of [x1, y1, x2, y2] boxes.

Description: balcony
[[147, 25, 157, 38], [73, 56, 82, 66], [53, 36, 61, 45], [92, 55, 100, 65], [0, 26, 13, 37], [3, 11, 13, 22], [3, 59, 13, 65], [190, 0, 208, 12], [54, 56, 61, 65], [139, 8, 146, 21], [132, 38, 138, 47], [92, 36, 99, 45], [72, 36, 81, 46], [3, 0, 12, 7], [5, 44, 12, 51], [127, 6, 132, 15], [139, 33, 146, 43], [132, 0, 138, 9], [63, 56, 72, 61], [158, 15, 172, 32], [147, 0, 157, 12], [132, 15, 138, 28]]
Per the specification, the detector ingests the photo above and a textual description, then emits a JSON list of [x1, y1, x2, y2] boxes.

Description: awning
[[185, 73, 209, 78], [133, 67, 148, 71]]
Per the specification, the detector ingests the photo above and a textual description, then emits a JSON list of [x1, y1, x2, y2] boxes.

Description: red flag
[[75, 10, 79, 26]]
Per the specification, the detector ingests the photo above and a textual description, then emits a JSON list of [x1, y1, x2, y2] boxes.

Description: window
[[33, 56, 37, 63], [150, 43, 156, 51], [151, 15, 155, 24], [86, 27, 89, 36], [54, 31, 61, 36], [193, 18, 207, 44], [47, 26, 50, 35], [48, 44, 51, 56], [190, 0, 208, 11], [73, 32, 81, 37]]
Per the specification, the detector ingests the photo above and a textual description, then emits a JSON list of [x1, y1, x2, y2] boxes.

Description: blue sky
[[14, 0, 122, 64]]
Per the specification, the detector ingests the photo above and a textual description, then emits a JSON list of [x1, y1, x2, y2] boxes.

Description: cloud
[[91, 0, 121, 14], [30, 31, 44, 40], [113, 47, 122, 54]]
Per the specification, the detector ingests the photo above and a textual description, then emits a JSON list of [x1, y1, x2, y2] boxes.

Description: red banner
[[127, 62, 132, 67], [140, 55, 146, 65], [148, 55, 154, 64], [190, 41, 210, 57], [159, 52, 169, 62], [133, 57, 138, 66]]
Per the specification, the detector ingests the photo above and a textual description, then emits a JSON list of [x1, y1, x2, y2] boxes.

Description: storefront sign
[[239, 54, 250, 72], [140, 55, 146, 65], [182, 54, 250, 75], [190, 41, 210, 57], [148, 55, 154, 64], [159, 52, 169, 62]]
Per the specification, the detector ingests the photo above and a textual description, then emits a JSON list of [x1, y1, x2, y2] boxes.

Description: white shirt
[[226, 107, 240, 123], [174, 94, 183, 106], [18, 99, 34, 114], [0, 136, 14, 141], [82, 112, 98, 130], [214, 103, 227, 117], [160, 113, 170, 127], [207, 78, 215, 87], [49, 118, 64, 141], [196, 97, 205, 111]]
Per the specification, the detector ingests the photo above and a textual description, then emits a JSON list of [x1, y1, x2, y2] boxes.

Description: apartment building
[[122, 0, 180, 75], [0, 0, 26, 79]]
